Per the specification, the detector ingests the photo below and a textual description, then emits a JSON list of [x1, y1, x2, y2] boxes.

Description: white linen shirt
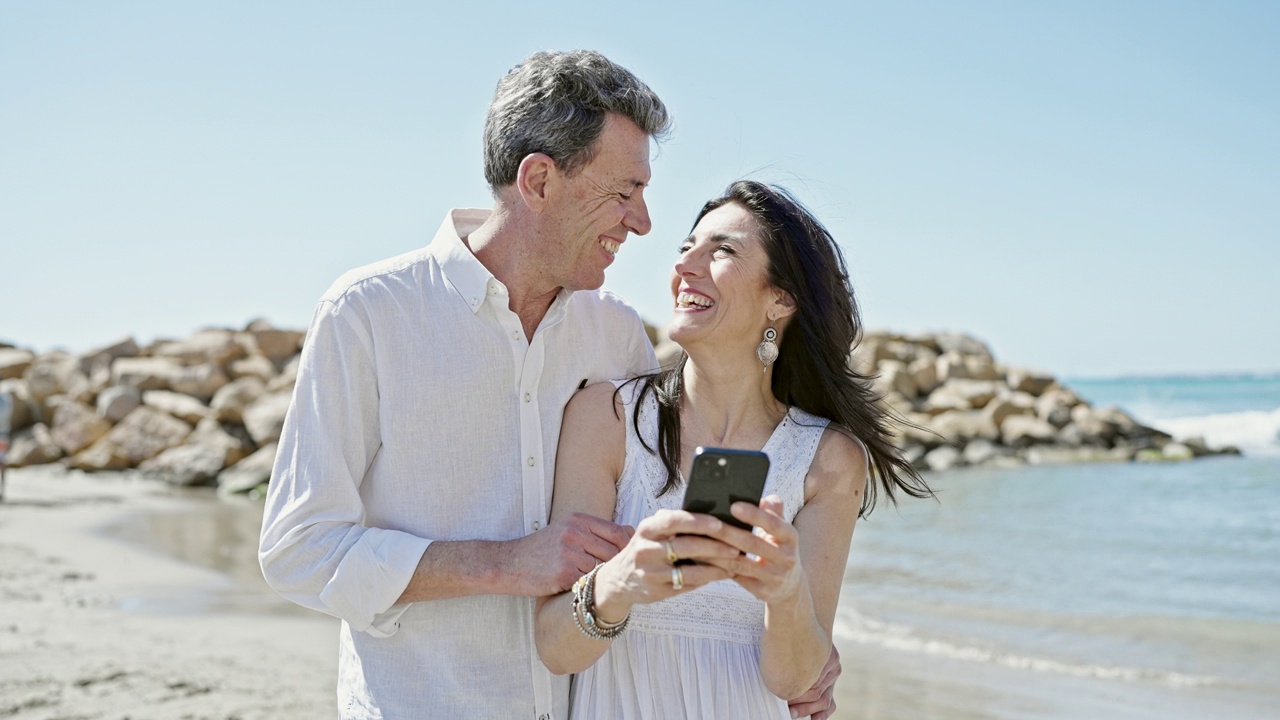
[[259, 209, 658, 720]]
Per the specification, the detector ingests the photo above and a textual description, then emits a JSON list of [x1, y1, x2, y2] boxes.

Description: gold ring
[[664, 540, 679, 565], [671, 566, 684, 590]]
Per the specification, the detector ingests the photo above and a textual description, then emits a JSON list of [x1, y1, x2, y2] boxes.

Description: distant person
[[535, 181, 931, 718], [258, 51, 840, 719]]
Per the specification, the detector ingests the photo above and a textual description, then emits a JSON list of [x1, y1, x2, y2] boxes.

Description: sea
[[835, 374, 1280, 719]]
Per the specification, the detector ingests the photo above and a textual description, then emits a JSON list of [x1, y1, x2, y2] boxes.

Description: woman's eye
[[678, 244, 692, 254], [715, 245, 736, 255]]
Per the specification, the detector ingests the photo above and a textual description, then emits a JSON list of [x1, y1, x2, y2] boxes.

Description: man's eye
[[619, 192, 632, 201]]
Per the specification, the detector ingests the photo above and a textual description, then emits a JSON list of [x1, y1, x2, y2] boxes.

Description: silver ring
[[671, 566, 684, 590], [664, 540, 679, 565]]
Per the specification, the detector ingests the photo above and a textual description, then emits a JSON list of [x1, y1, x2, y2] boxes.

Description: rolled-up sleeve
[[259, 297, 431, 637]]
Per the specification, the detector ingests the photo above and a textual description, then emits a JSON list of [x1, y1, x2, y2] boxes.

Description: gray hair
[[483, 50, 672, 191]]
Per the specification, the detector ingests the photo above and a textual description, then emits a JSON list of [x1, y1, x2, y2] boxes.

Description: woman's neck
[[679, 345, 787, 448]]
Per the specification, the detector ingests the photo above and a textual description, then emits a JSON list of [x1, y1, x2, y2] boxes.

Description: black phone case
[[681, 447, 770, 531]]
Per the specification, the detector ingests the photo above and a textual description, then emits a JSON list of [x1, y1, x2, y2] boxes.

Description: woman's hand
[[591, 508, 740, 621], [717, 495, 808, 607]]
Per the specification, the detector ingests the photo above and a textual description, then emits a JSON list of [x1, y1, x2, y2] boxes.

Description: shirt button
[[512, 331, 521, 340], [524, 393, 531, 403], [527, 456, 535, 467], [532, 520, 541, 531], [470, 297, 478, 305], [539, 715, 549, 720]]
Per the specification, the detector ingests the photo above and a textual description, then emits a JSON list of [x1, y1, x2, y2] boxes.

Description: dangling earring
[[756, 327, 779, 371]]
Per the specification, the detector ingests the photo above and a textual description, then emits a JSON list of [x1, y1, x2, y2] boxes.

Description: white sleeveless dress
[[568, 380, 830, 720]]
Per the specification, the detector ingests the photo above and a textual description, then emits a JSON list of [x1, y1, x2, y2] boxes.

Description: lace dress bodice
[[568, 380, 829, 720]]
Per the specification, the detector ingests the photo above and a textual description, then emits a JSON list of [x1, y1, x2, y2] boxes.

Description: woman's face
[[668, 202, 786, 354]]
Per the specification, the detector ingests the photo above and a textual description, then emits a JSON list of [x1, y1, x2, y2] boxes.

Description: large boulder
[[265, 356, 300, 393], [923, 445, 962, 472], [218, 442, 278, 495], [929, 410, 1000, 443], [228, 355, 277, 383], [26, 353, 93, 407], [0, 348, 36, 380], [49, 399, 113, 455], [187, 416, 255, 466], [210, 376, 266, 423], [873, 360, 917, 399], [1005, 367, 1056, 396], [908, 357, 940, 396], [139, 444, 228, 487], [6, 423, 63, 466], [924, 379, 1001, 413], [77, 337, 140, 375], [142, 390, 213, 425], [931, 332, 994, 361], [70, 407, 191, 470], [962, 439, 1001, 465], [1036, 388, 1081, 428], [935, 351, 1001, 384], [984, 395, 1035, 428], [111, 357, 184, 391], [96, 385, 142, 422], [242, 392, 293, 446], [170, 362, 231, 401], [246, 328, 305, 365], [152, 329, 247, 367], [1001, 415, 1059, 447]]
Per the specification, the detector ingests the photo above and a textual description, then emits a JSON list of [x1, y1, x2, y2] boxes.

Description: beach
[[2, 376, 1277, 719]]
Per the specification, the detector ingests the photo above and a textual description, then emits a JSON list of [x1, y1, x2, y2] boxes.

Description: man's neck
[[465, 203, 564, 340]]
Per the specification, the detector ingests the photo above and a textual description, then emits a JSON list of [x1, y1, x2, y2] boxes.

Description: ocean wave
[[1152, 408, 1280, 453], [834, 611, 1219, 688]]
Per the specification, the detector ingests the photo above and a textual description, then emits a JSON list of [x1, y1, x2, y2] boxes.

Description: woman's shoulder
[[803, 426, 870, 503], [566, 381, 629, 425]]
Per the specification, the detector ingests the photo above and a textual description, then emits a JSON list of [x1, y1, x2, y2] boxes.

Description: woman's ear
[[768, 289, 797, 324], [515, 153, 556, 212]]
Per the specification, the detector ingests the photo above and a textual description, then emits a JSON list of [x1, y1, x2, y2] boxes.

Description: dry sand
[[0, 466, 337, 719]]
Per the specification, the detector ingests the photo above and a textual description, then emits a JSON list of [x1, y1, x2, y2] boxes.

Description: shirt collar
[[429, 208, 575, 322], [430, 208, 501, 314]]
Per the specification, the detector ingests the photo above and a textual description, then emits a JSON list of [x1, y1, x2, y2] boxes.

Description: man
[[260, 50, 838, 719]]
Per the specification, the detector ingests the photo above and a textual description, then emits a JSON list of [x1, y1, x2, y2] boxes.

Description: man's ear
[[516, 153, 556, 212]]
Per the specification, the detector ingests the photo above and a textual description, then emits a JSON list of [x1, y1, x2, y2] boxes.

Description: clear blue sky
[[2, 1, 1276, 377]]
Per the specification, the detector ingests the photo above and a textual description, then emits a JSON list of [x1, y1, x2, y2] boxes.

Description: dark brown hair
[[631, 181, 931, 516]]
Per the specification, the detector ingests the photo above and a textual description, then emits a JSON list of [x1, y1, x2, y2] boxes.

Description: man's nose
[[624, 196, 652, 236]]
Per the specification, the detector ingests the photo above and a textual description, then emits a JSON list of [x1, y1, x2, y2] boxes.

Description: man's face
[[543, 114, 653, 291]]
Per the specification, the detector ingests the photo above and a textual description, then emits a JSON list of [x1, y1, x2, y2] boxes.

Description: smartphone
[[681, 447, 770, 532]]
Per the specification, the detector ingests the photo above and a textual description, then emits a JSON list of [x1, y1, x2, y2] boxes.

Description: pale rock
[[929, 410, 1000, 443], [892, 412, 942, 447], [50, 399, 113, 455], [142, 390, 213, 425], [246, 328, 304, 364], [932, 332, 994, 361], [1001, 415, 1059, 447], [265, 356, 299, 393], [188, 416, 255, 466], [925, 379, 1000, 412], [1035, 389, 1079, 428], [111, 357, 184, 391], [874, 360, 917, 399], [881, 392, 914, 416], [6, 423, 63, 466], [242, 392, 293, 446], [962, 439, 1000, 465], [0, 348, 35, 380], [983, 397, 1033, 429], [1162, 443, 1195, 461], [1005, 367, 1056, 396], [1, 379, 36, 432], [1055, 423, 1087, 447], [908, 357, 939, 395], [71, 407, 191, 470], [924, 445, 962, 472], [1068, 404, 1118, 442], [153, 329, 247, 367], [96, 386, 142, 422], [218, 442, 279, 495], [229, 355, 277, 383], [902, 443, 927, 468], [139, 444, 228, 486], [27, 353, 92, 405], [211, 377, 266, 423], [170, 362, 231, 400], [77, 337, 140, 375]]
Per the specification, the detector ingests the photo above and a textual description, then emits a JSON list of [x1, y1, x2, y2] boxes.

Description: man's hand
[[787, 645, 840, 719], [504, 512, 632, 596]]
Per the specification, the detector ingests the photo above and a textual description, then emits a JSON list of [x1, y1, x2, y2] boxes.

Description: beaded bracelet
[[571, 564, 630, 640]]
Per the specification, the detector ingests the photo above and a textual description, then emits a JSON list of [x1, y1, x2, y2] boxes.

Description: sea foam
[[1154, 407, 1280, 453]]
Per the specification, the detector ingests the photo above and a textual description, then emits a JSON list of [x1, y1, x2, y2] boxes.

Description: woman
[[535, 181, 930, 718]]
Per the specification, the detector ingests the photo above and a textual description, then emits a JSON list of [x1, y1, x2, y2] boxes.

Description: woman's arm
[[534, 383, 740, 675], [723, 429, 867, 699]]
